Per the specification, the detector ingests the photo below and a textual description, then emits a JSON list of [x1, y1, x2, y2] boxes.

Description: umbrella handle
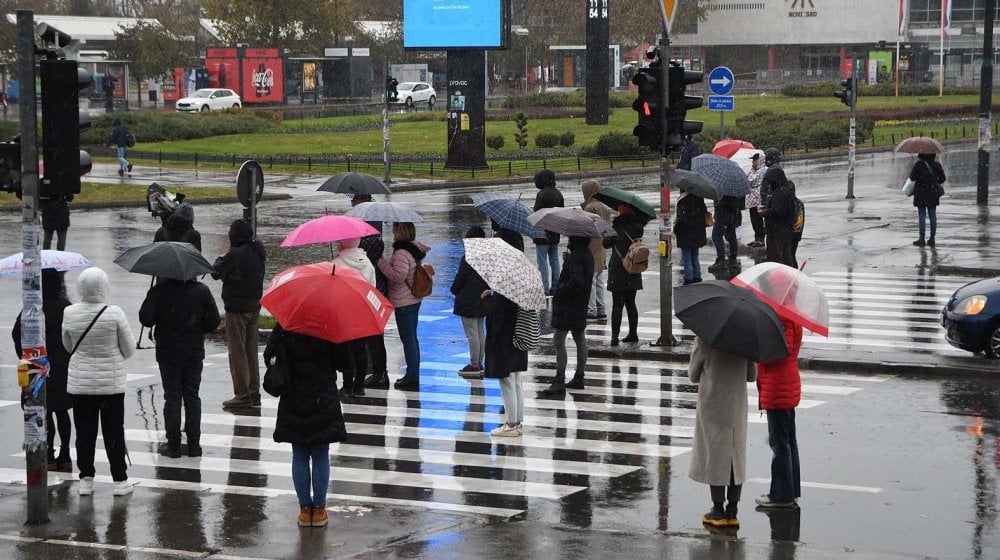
[[799, 260, 807, 271]]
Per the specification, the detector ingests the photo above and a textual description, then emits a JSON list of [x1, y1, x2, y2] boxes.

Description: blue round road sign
[[708, 66, 735, 96]]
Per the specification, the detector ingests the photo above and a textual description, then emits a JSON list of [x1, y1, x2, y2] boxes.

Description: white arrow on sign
[[710, 75, 731, 88]]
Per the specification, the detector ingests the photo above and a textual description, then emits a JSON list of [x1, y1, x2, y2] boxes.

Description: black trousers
[[749, 208, 765, 243], [611, 289, 638, 340], [73, 393, 127, 481], [159, 356, 203, 446], [366, 334, 387, 377]]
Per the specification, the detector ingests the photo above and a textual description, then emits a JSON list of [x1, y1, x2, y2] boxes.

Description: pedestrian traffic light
[[834, 77, 854, 108], [0, 140, 20, 194], [40, 58, 92, 197], [631, 67, 662, 149], [665, 62, 704, 152], [386, 76, 399, 103]]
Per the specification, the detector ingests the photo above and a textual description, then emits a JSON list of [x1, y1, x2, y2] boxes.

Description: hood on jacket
[[763, 167, 787, 189], [77, 267, 110, 304], [228, 218, 254, 247], [581, 180, 601, 206], [112, 118, 122, 127], [568, 236, 590, 250], [535, 169, 556, 190], [174, 202, 194, 224], [392, 240, 430, 261], [341, 237, 361, 249], [497, 228, 524, 251]]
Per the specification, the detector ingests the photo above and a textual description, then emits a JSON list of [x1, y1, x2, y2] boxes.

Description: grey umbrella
[[667, 168, 721, 201], [527, 207, 614, 238], [345, 201, 424, 223], [691, 154, 751, 198], [114, 241, 214, 281], [318, 172, 391, 195]]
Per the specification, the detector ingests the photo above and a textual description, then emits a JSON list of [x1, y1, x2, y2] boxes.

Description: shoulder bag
[[262, 331, 287, 397], [921, 160, 945, 197], [70, 306, 108, 356]]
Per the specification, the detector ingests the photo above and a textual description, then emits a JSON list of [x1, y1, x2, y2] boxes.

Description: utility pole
[[977, 0, 994, 206]]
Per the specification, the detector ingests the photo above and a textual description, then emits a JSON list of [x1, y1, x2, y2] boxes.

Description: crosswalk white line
[[746, 477, 882, 494]]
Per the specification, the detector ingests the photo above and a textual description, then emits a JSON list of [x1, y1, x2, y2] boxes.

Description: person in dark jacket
[[13, 269, 73, 471], [908, 153, 946, 247], [41, 195, 73, 251], [532, 169, 564, 294], [361, 234, 391, 390], [604, 205, 648, 346], [265, 324, 347, 528], [154, 202, 202, 252], [212, 219, 267, 409], [543, 236, 593, 394], [674, 189, 708, 285], [678, 136, 701, 171], [451, 226, 489, 378], [107, 117, 132, 177], [138, 277, 221, 458], [760, 168, 796, 268], [708, 195, 742, 273]]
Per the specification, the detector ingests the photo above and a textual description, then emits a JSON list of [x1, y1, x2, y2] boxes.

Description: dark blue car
[[941, 277, 1000, 358]]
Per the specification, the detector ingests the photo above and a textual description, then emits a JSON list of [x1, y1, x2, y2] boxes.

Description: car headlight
[[954, 295, 987, 315]]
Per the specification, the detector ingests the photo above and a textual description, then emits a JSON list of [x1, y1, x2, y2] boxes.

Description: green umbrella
[[593, 186, 657, 220]]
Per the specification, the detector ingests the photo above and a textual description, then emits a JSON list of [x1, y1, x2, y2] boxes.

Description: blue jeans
[[681, 248, 701, 281], [117, 146, 129, 171], [535, 243, 560, 292], [766, 409, 801, 503], [395, 302, 421, 382], [917, 206, 937, 239], [291, 443, 330, 508]]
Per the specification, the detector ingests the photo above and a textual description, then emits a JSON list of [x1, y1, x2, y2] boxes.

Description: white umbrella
[[728, 147, 766, 174], [345, 201, 424, 223], [463, 238, 547, 311], [0, 250, 92, 276]]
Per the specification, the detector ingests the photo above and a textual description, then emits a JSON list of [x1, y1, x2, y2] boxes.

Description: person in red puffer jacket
[[754, 317, 803, 509]]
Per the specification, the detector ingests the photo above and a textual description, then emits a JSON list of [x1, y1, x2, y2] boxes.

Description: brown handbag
[[704, 212, 715, 228]]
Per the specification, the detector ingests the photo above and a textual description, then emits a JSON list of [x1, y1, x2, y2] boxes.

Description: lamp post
[[513, 26, 529, 93]]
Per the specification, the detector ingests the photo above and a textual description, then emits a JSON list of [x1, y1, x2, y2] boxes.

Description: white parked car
[[393, 82, 436, 107], [175, 88, 242, 112]]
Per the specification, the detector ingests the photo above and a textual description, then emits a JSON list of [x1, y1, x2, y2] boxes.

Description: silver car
[[175, 88, 243, 112], [393, 82, 436, 107]]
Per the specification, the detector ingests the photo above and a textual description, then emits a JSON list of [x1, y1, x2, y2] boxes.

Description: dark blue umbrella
[[691, 153, 751, 198], [473, 196, 546, 239]]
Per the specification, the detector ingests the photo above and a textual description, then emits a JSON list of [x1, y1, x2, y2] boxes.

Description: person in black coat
[[532, 169, 565, 294], [708, 195, 743, 273], [908, 153, 946, 247], [361, 234, 391, 390], [265, 324, 346, 528], [760, 167, 796, 268], [544, 236, 593, 394], [674, 190, 708, 285], [604, 206, 648, 345], [138, 278, 221, 458], [13, 269, 73, 471], [41, 195, 73, 251], [451, 226, 489, 377]]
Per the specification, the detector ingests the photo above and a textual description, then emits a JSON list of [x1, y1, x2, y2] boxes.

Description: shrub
[[534, 132, 560, 148], [486, 135, 505, 151], [559, 131, 575, 147], [717, 110, 875, 151], [80, 109, 282, 146], [513, 112, 529, 149], [504, 90, 631, 109], [579, 131, 652, 157], [782, 80, 978, 98], [0, 120, 17, 141]]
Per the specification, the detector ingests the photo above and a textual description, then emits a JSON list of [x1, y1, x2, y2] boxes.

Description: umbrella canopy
[[345, 201, 424, 223], [728, 147, 766, 174], [691, 154, 752, 198], [473, 197, 547, 239], [114, 241, 214, 281], [318, 172, 391, 195], [527, 207, 614, 238], [281, 215, 379, 247], [894, 136, 945, 154], [463, 237, 547, 310], [674, 280, 789, 362], [470, 192, 517, 206], [261, 262, 394, 343], [592, 186, 657, 220], [732, 262, 830, 337], [712, 139, 755, 159], [667, 168, 721, 201], [0, 250, 91, 276]]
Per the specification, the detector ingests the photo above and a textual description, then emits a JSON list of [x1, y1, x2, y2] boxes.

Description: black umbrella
[[114, 241, 214, 281], [318, 172, 391, 195], [674, 280, 789, 362], [667, 168, 721, 201]]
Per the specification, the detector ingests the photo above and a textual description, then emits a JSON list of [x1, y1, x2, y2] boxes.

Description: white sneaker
[[78, 477, 94, 496], [112, 480, 133, 496], [490, 424, 522, 437]]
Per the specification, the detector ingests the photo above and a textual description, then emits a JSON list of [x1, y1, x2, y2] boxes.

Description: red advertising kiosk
[[204, 47, 286, 104]]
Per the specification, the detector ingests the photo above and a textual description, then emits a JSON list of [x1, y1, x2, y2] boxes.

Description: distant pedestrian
[[212, 218, 267, 409], [154, 202, 201, 252], [484, 228, 528, 437], [745, 153, 766, 248], [760, 168, 796, 268], [605, 204, 648, 346], [908, 153, 946, 247], [332, 237, 376, 396], [102, 71, 117, 113], [108, 118, 132, 177], [688, 336, 757, 528], [451, 226, 489, 379], [532, 169, 564, 294], [755, 318, 804, 510], [707, 195, 742, 274], [139, 275, 221, 458], [376, 222, 430, 391], [62, 267, 137, 497], [678, 136, 701, 171], [13, 269, 73, 472], [41, 195, 72, 251], [543, 235, 593, 394], [674, 188, 708, 285], [361, 233, 390, 390], [265, 324, 347, 528], [581, 180, 611, 321]]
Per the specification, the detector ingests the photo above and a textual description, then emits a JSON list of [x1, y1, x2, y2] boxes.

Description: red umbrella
[[712, 139, 756, 159], [260, 262, 394, 343]]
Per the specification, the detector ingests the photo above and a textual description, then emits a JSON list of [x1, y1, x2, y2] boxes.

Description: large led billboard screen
[[404, 0, 509, 49]]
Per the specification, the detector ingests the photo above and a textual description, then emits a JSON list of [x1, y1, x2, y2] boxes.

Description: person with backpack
[[760, 168, 797, 268], [376, 222, 431, 391], [451, 226, 489, 379], [107, 118, 133, 177], [604, 203, 648, 346], [908, 153, 946, 247]]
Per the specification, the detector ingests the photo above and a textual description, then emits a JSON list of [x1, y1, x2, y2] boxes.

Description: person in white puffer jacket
[[62, 267, 136, 497]]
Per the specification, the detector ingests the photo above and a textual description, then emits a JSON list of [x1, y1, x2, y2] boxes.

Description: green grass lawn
[[0, 183, 241, 209]]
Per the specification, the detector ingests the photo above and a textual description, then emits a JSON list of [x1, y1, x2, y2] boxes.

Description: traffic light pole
[[846, 61, 857, 200], [17, 9, 49, 525], [654, 34, 678, 347]]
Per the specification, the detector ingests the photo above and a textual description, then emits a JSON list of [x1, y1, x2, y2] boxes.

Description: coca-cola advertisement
[[241, 48, 284, 103]]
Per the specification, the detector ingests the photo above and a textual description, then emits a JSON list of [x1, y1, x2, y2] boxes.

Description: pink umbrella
[[732, 261, 830, 337], [281, 215, 379, 247], [712, 139, 756, 159]]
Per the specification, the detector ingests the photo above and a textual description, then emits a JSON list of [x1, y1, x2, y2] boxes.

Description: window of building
[[910, 0, 1000, 25]]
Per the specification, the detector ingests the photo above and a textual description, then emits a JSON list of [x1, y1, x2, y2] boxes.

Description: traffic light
[[631, 67, 662, 149], [665, 62, 704, 152], [0, 141, 20, 194], [386, 76, 399, 103], [40, 58, 92, 197], [834, 77, 855, 107]]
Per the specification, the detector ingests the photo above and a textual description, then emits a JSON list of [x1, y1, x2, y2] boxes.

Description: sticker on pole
[[708, 66, 735, 96]]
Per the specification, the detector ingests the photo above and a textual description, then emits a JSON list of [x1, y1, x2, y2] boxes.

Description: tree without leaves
[[200, 0, 357, 55], [109, 21, 196, 108]]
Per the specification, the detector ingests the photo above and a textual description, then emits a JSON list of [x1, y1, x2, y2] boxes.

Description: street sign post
[[707, 67, 736, 138]]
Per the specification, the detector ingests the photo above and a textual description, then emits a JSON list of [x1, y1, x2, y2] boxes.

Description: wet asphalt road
[[0, 143, 996, 558]]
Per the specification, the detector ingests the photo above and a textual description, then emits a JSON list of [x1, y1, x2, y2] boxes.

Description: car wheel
[[232, 104, 240, 109], [200, 105, 210, 112], [428, 95, 436, 107], [405, 97, 413, 108], [984, 323, 1000, 358]]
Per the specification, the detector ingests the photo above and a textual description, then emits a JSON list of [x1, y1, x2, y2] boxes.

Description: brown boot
[[297, 506, 312, 527], [312, 506, 329, 527]]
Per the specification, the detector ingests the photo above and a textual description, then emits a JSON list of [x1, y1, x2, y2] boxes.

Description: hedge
[[781, 80, 979, 98], [80, 109, 282, 146]]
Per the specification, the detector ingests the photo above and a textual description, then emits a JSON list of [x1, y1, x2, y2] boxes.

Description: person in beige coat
[[581, 180, 611, 320], [687, 337, 757, 528]]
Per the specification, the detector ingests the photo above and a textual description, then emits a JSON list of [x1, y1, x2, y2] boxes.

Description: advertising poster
[[404, 0, 505, 49], [241, 48, 285, 103]]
